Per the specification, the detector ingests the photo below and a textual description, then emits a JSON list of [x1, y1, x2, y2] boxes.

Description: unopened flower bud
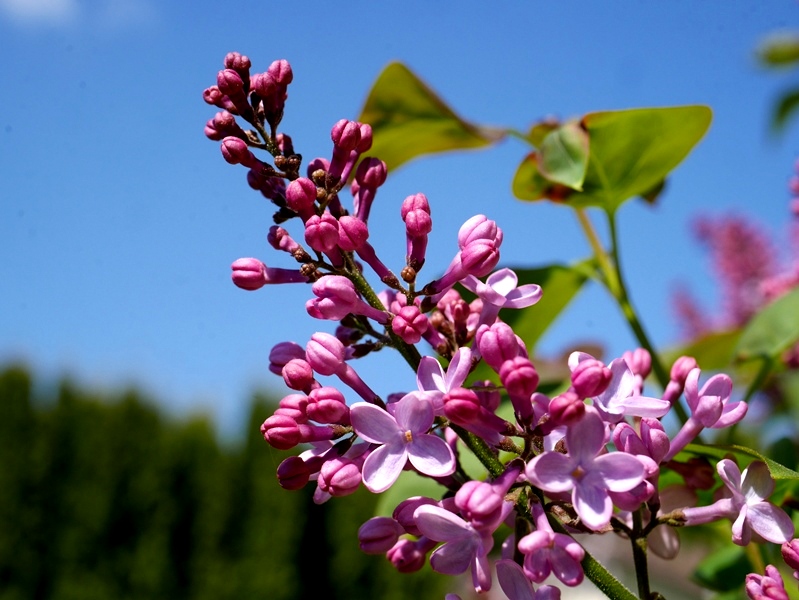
[[358, 517, 404, 554], [391, 305, 428, 344], [306, 332, 346, 376], [571, 358, 612, 398], [307, 386, 349, 424], [317, 457, 361, 497], [670, 355, 698, 386], [285, 178, 317, 216], [274, 393, 308, 423], [304, 212, 340, 254], [623, 348, 652, 379], [277, 455, 311, 490], [393, 497, 438, 536], [331, 119, 361, 152], [267, 59, 293, 87], [782, 539, 799, 571], [231, 257, 267, 290], [220, 136, 258, 167], [338, 216, 369, 251], [282, 358, 316, 392], [268, 342, 306, 375], [260, 413, 302, 450], [549, 391, 585, 426], [387, 538, 433, 573]]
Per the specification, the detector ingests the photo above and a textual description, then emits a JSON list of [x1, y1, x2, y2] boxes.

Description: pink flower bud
[[216, 68, 245, 96], [274, 393, 308, 423], [285, 177, 317, 219], [223, 51, 251, 74], [391, 305, 428, 344], [358, 517, 404, 554], [267, 59, 293, 87], [306, 332, 346, 376], [307, 386, 349, 424], [571, 358, 612, 398], [401, 193, 431, 220], [473, 381, 501, 412], [355, 157, 388, 188], [476, 322, 522, 370], [461, 239, 501, 277], [260, 413, 301, 450], [387, 538, 432, 573], [268, 341, 306, 375], [304, 213, 340, 254], [356, 123, 373, 153], [500, 356, 539, 419], [337, 216, 369, 251], [231, 257, 267, 290], [404, 208, 433, 238], [220, 136, 258, 167], [623, 348, 652, 378], [443, 387, 482, 424], [277, 456, 311, 490], [251, 71, 278, 100], [670, 355, 698, 386], [458, 214, 503, 249], [393, 497, 438, 536], [307, 276, 361, 320], [548, 391, 585, 426], [331, 119, 362, 152], [267, 226, 302, 255], [317, 457, 361, 497], [782, 539, 799, 571], [282, 358, 316, 392]]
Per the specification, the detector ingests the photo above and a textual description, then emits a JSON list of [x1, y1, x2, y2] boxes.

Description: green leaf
[[513, 106, 712, 211], [357, 62, 505, 173], [537, 122, 589, 190], [693, 544, 750, 592], [734, 287, 799, 362], [772, 87, 799, 132], [526, 118, 560, 147], [683, 443, 799, 481], [464, 261, 594, 384], [664, 329, 742, 371], [758, 33, 799, 67]]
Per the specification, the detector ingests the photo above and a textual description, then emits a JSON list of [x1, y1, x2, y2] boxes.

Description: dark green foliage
[[0, 366, 448, 600]]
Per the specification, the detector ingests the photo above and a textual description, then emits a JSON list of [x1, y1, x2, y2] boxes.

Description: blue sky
[[2, 1, 798, 437]]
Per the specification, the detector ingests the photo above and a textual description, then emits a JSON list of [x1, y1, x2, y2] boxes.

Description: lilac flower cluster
[[204, 54, 799, 599]]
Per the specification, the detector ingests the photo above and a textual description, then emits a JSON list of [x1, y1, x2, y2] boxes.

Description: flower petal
[[407, 434, 456, 477], [550, 543, 584, 586], [731, 505, 750, 545], [526, 452, 574, 493], [573, 480, 612, 530], [394, 392, 434, 433], [613, 394, 671, 418], [416, 356, 446, 393], [504, 283, 543, 309], [712, 400, 748, 428], [496, 559, 535, 600], [487, 267, 519, 295], [361, 443, 407, 493], [350, 402, 400, 444], [741, 461, 774, 502], [747, 502, 795, 544], [444, 347, 472, 390], [414, 505, 472, 542], [717, 459, 742, 494], [566, 410, 605, 462], [430, 537, 478, 575], [594, 453, 645, 492]]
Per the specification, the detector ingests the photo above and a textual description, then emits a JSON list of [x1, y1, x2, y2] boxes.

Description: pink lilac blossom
[[460, 268, 543, 329], [518, 502, 585, 586], [568, 352, 669, 422], [525, 408, 646, 531], [413, 504, 500, 593], [681, 459, 794, 546], [350, 393, 455, 493]]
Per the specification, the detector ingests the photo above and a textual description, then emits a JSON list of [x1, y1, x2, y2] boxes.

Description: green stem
[[548, 516, 638, 600], [346, 257, 422, 371], [631, 509, 651, 599], [575, 208, 619, 294], [449, 424, 505, 478], [742, 357, 773, 404]]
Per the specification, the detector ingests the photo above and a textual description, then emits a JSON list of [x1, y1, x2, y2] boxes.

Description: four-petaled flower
[[525, 408, 645, 530], [350, 394, 455, 493]]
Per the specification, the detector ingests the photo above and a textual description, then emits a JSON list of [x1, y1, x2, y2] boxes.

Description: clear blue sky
[[2, 1, 798, 437]]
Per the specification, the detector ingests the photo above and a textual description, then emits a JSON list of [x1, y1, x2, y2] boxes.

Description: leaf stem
[[631, 509, 652, 599]]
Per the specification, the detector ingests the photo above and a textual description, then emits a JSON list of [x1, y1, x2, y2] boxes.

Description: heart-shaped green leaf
[[513, 106, 712, 212], [735, 287, 799, 362], [537, 121, 589, 190], [357, 62, 505, 173]]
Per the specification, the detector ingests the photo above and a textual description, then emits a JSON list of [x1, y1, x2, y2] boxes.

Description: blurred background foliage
[[0, 365, 450, 600]]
